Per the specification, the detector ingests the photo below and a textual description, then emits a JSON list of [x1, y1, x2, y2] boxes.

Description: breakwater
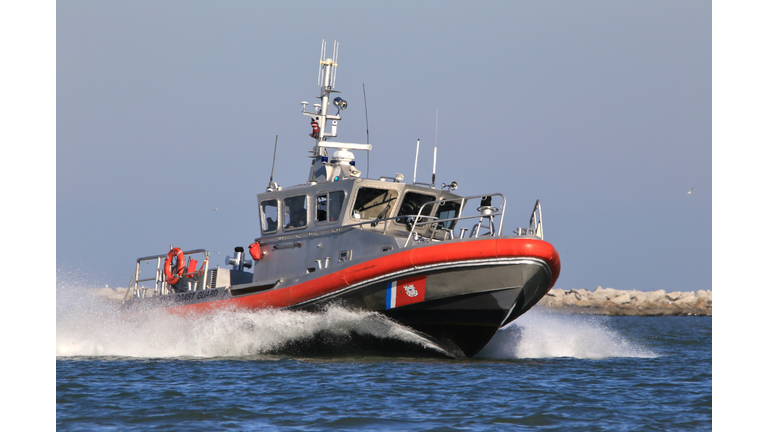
[[89, 286, 712, 316], [537, 287, 712, 316]]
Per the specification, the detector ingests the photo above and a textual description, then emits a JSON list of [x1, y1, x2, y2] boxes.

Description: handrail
[[255, 193, 508, 247], [256, 213, 434, 242], [121, 270, 137, 304], [404, 193, 506, 246], [255, 193, 509, 248], [512, 200, 543, 239], [123, 249, 210, 303], [255, 194, 508, 244], [529, 200, 543, 239], [134, 249, 209, 262]]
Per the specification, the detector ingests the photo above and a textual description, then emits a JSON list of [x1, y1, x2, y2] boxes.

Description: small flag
[[386, 275, 427, 309]]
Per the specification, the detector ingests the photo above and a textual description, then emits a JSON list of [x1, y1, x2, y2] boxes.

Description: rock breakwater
[[88, 286, 712, 316], [537, 287, 712, 316]]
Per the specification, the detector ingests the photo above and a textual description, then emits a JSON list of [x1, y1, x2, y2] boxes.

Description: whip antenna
[[363, 82, 370, 178], [432, 109, 438, 187], [331, 41, 339, 88], [413, 139, 420, 184], [432, 146, 437, 188], [268, 135, 278, 189], [317, 40, 326, 86]]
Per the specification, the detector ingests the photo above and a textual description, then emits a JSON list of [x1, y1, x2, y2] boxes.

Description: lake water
[[56, 291, 711, 430]]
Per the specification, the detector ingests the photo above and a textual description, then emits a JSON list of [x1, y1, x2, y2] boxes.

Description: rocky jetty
[[537, 287, 712, 316], [91, 286, 712, 316]]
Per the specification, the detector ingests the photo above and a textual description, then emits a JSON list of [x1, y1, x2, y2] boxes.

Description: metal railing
[[404, 193, 507, 246], [512, 200, 543, 239], [253, 193, 543, 249], [529, 200, 543, 239], [122, 249, 210, 303]]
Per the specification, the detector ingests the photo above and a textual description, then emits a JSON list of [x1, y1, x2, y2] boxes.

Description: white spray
[[56, 285, 449, 358], [477, 309, 658, 359]]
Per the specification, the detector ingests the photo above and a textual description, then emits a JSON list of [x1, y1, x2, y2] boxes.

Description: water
[[56, 289, 712, 430]]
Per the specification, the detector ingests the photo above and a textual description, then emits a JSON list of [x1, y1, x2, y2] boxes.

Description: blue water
[[56, 292, 712, 431]]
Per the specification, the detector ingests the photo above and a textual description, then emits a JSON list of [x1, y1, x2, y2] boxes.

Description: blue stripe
[[386, 281, 395, 309]]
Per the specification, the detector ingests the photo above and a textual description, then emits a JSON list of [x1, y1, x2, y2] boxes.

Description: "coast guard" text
[[174, 289, 219, 302]]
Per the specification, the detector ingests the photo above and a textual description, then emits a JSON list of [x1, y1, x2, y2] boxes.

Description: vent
[[209, 268, 218, 289]]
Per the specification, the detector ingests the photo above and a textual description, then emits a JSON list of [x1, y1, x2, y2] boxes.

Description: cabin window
[[316, 190, 345, 224], [284, 195, 308, 230], [260, 199, 279, 234], [435, 200, 462, 230], [351, 187, 399, 221], [396, 192, 436, 225]]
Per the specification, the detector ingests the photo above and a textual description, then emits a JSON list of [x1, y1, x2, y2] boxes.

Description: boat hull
[[122, 237, 560, 358], [293, 257, 551, 357]]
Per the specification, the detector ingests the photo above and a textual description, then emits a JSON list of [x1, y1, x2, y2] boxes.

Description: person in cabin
[[290, 210, 306, 228], [286, 199, 307, 229]]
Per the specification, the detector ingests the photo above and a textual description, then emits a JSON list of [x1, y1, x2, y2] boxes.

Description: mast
[[301, 40, 371, 183]]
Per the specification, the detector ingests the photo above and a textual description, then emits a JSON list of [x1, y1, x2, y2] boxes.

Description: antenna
[[268, 135, 278, 189], [434, 108, 439, 148], [363, 83, 370, 178], [331, 41, 339, 88], [432, 147, 437, 188], [317, 40, 326, 86], [432, 109, 438, 187], [413, 139, 420, 184]]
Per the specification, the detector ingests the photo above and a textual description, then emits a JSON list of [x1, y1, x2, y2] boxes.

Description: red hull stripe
[[169, 238, 560, 315]]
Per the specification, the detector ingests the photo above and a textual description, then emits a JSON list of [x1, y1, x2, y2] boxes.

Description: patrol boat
[[121, 41, 561, 358]]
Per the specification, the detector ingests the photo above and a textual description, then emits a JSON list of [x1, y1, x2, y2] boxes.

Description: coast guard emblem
[[386, 276, 426, 309]]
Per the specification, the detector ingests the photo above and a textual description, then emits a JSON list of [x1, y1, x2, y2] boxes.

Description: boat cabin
[[257, 178, 465, 243]]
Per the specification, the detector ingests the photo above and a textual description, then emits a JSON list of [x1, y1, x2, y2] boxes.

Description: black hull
[[382, 288, 521, 357], [261, 329, 459, 359], [289, 259, 552, 358], [275, 288, 521, 359]]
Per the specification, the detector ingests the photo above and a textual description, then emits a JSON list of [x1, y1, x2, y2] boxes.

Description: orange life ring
[[164, 247, 185, 285]]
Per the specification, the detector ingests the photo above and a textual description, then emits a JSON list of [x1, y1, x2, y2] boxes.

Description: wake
[[56, 286, 451, 358], [477, 309, 657, 359], [57, 281, 657, 360]]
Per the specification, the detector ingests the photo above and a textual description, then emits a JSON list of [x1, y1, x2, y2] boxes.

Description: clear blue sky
[[56, 1, 711, 292]]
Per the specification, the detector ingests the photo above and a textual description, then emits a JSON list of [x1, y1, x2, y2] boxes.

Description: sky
[[55, 1, 712, 292]]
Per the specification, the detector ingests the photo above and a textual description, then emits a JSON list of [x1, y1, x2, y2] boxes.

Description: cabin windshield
[[351, 187, 399, 221], [396, 192, 436, 224], [435, 200, 462, 230], [260, 199, 279, 234]]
